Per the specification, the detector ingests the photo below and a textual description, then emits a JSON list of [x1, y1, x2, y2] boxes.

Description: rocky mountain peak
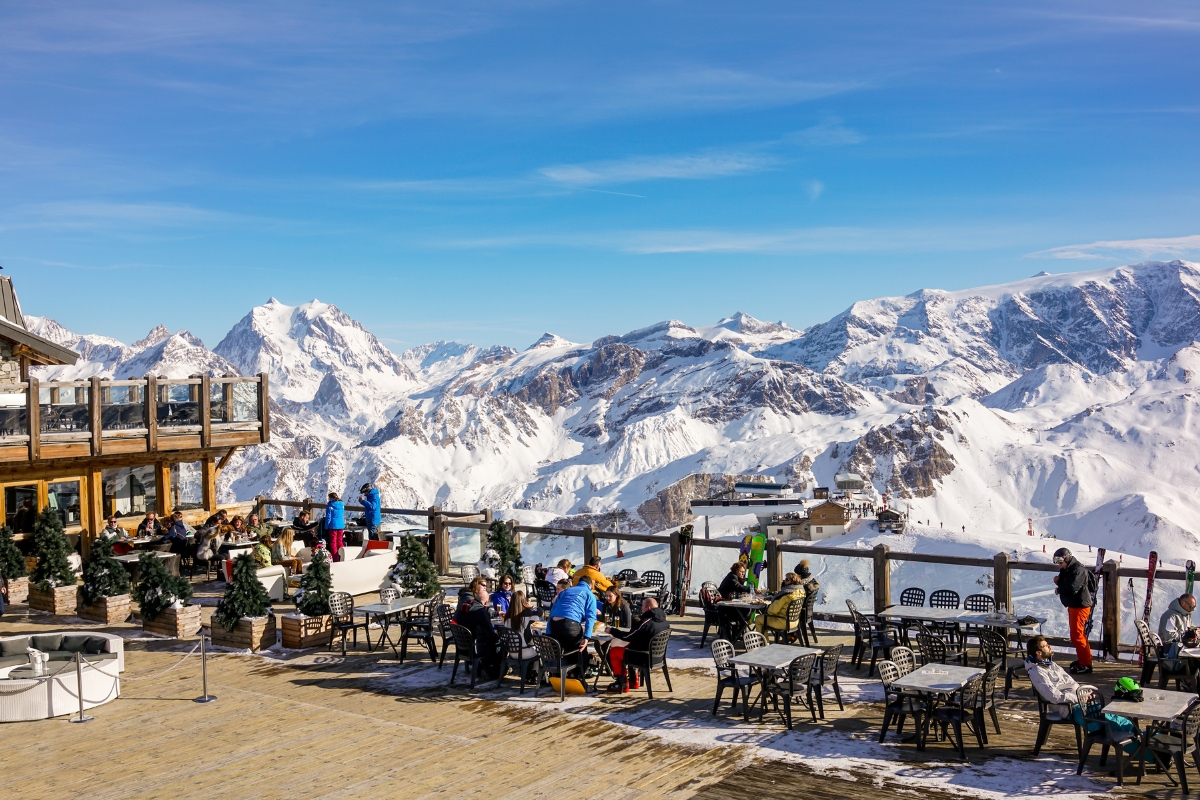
[[718, 311, 790, 335], [527, 333, 572, 350], [133, 324, 172, 350]]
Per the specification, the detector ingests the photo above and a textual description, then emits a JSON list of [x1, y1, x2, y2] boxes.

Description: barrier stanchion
[[70, 651, 94, 724], [194, 635, 216, 703]]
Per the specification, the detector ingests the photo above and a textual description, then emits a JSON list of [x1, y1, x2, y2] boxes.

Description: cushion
[[46, 651, 76, 661], [0, 654, 28, 668], [61, 634, 91, 653], [0, 636, 30, 657], [30, 634, 62, 652], [85, 636, 110, 655]]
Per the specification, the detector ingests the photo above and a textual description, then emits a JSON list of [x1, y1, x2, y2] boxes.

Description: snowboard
[[739, 532, 767, 590], [672, 525, 694, 616], [1187, 560, 1195, 598], [1138, 552, 1158, 666]]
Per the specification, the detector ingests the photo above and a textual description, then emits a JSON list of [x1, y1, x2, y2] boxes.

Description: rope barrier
[[81, 642, 201, 682]]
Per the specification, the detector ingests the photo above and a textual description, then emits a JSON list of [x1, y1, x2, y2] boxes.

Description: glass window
[[47, 481, 82, 527], [0, 387, 28, 438], [170, 461, 204, 510], [5, 484, 38, 532], [103, 466, 156, 517], [39, 384, 90, 434]]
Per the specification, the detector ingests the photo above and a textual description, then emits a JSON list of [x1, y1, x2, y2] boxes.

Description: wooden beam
[[873, 544, 891, 614], [215, 446, 238, 474], [83, 469, 103, 559], [199, 375, 212, 448], [201, 456, 217, 511], [993, 552, 1011, 612], [155, 460, 170, 516], [1101, 559, 1120, 659], [257, 372, 270, 443], [146, 375, 158, 453], [89, 376, 103, 456], [27, 376, 39, 462]]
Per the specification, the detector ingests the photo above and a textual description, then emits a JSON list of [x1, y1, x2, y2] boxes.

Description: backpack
[[1085, 569, 1101, 598]]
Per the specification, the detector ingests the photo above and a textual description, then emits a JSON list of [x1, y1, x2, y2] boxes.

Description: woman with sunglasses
[[492, 574, 516, 616]]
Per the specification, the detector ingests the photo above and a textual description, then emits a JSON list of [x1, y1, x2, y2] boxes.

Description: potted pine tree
[[390, 533, 441, 598], [211, 553, 276, 651], [28, 508, 79, 615], [486, 519, 522, 583], [136, 552, 199, 637], [283, 548, 333, 648], [79, 537, 133, 624], [0, 525, 28, 605]]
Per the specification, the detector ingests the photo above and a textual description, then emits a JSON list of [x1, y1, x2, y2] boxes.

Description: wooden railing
[[257, 495, 1165, 654], [0, 373, 269, 464]]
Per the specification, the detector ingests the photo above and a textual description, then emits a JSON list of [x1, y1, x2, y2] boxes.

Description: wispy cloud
[[539, 152, 772, 187], [1026, 234, 1200, 260]]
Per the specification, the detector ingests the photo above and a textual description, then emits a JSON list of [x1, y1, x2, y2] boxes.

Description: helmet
[[1052, 547, 1072, 561], [359, 482, 372, 493]]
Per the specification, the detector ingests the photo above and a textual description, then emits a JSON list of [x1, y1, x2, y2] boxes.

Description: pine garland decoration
[[0, 525, 27, 579], [296, 548, 332, 617], [135, 551, 193, 623], [213, 552, 271, 632], [391, 534, 440, 598], [486, 519, 522, 581], [80, 536, 132, 606], [30, 507, 76, 590]]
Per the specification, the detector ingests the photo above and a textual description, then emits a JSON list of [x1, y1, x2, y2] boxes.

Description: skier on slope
[[1052, 547, 1094, 674]]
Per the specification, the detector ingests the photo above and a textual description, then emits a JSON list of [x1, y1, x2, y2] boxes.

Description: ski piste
[[672, 525, 694, 616], [1084, 548, 1105, 653], [1139, 551, 1159, 666]]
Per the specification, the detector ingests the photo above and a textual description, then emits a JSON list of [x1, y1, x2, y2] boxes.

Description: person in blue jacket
[[359, 482, 382, 540], [324, 492, 346, 562]]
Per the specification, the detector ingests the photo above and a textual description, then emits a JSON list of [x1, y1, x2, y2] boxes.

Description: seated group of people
[[715, 558, 820, 642], [453, 554, 670, 692]]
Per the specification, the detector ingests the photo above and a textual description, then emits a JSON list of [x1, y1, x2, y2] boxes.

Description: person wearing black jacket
[[606, 598, 670, 693], [455, 582, 501, 677], [1053, 547, 1093, 674], [717, 561, 756, 643], [719, 562, 752, 600]]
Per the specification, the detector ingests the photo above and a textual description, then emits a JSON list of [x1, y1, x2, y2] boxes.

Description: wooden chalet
[[876, 507, 905, 532], [0, 276, 270, 556]]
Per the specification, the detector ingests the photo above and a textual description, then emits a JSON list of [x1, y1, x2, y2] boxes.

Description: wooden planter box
[[79, 593, 132, 624], [211, 615, 277, 652], [281, 614, 332, 649], [6, 576, 28, 604], [29, 584, 78, 616], [143, 604, 202, 638]]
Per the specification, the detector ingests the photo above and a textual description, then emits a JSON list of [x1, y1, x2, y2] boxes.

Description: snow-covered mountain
[[29, 260, 1200, 563]]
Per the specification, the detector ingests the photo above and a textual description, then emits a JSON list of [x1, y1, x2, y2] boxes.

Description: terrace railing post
[[27, 376, 39, 461], [146, 375, 158, 453], [510, 520, 520, 557], [766, 537, 782, 593], [993, 552, 1011, 612], [669, 530, 681, 596], [431, 509, 449, 575], [199, 374, 212, 448], [584, 525, 599, 563], [302, 496, 313, 516], [253, 494, 266, 520], [89, 375, 102, 456], [1102, 559, 1120, 659], [872, 544, 891, 614], [257, 372, 271, 443]]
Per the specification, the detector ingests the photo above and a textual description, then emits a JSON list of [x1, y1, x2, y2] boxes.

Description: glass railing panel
[[100, 383, 146, 431], [231, 382, 259, 422], [0, 387, 28, 439], [157, 381, 201, 427], [39, 383, 90, 434]]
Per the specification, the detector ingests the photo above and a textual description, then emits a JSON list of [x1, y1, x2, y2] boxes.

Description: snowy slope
[[26, 260, 1200, 564]]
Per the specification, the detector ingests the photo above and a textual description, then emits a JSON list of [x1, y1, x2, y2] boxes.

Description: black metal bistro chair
[[849, 605, 894, 676], [699, 582, 722, 647], [497, 626, 539, 694], [1140, 698, 1200, 793], [760, 652, 819, 729], [328, 591, 370, 656], [916, 629, 968, 667], [532, 634, 568, 703], [616, 569, 639, 582], [800, 590, 819, 646], [927, 673, 986, 761], [625, 629, 673, 700], [447, 623, 482, 690], [878, 660, 927, 743], [809, 642, 844, 716], [397, 595, 442, 663], [436, 603, 457, 668], [1076, 686, 1140, 787]]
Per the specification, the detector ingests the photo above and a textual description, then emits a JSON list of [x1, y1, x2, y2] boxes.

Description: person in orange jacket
[[571, 556, 612, 593]]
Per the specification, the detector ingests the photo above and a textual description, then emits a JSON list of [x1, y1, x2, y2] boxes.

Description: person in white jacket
[[1158, 594, 1196, 659], [1026, 635, 1137, 746]]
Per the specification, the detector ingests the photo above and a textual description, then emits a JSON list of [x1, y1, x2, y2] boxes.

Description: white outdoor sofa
[[0, 631, 125, 722], [228, 543, 396, 600]]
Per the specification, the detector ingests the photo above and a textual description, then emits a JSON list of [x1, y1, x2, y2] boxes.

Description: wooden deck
[[0, 591, 1186, 799]]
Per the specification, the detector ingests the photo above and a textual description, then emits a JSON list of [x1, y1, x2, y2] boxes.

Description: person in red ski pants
[[1054, 547, 1093, 674]]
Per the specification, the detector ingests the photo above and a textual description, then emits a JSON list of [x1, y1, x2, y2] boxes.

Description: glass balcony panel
[[209, 382, 229, 422], [231, 382, 259, 422], [39, 384, 90, 434], [158, 382, 200, 427], [101, 384, 146, 431], [0, 387, 28, 438]]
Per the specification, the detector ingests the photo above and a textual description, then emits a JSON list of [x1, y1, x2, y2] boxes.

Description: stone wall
[[0, 342, 19, 386]]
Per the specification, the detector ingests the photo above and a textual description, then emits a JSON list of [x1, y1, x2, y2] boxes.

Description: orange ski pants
[[1068, 606, 1093, 667]]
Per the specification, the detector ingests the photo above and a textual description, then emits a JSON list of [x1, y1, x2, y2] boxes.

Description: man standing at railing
[[359, 482, 381, 541], [1053, 547, 1094, 675]]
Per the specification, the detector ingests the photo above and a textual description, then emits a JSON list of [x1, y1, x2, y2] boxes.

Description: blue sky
[[3, 1, 1199, 350]]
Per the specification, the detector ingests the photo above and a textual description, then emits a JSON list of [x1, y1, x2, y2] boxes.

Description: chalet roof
[[0, 276, 77, 366], [877, 508, 903, 519], [812, 499, 847, 510]]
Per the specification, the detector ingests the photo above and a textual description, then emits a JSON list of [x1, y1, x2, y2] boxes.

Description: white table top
[[890, 663, 983, 693], [729, 644, 822, 671], [1178, 647, 1200, 659], [620, 586, 661, 597], [114, 551, 175, 563], [356, 598, 429, 615], [718, 599, 769, 610], [880, 606, 1044, 629], [1104, 688, 1197, 722]]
